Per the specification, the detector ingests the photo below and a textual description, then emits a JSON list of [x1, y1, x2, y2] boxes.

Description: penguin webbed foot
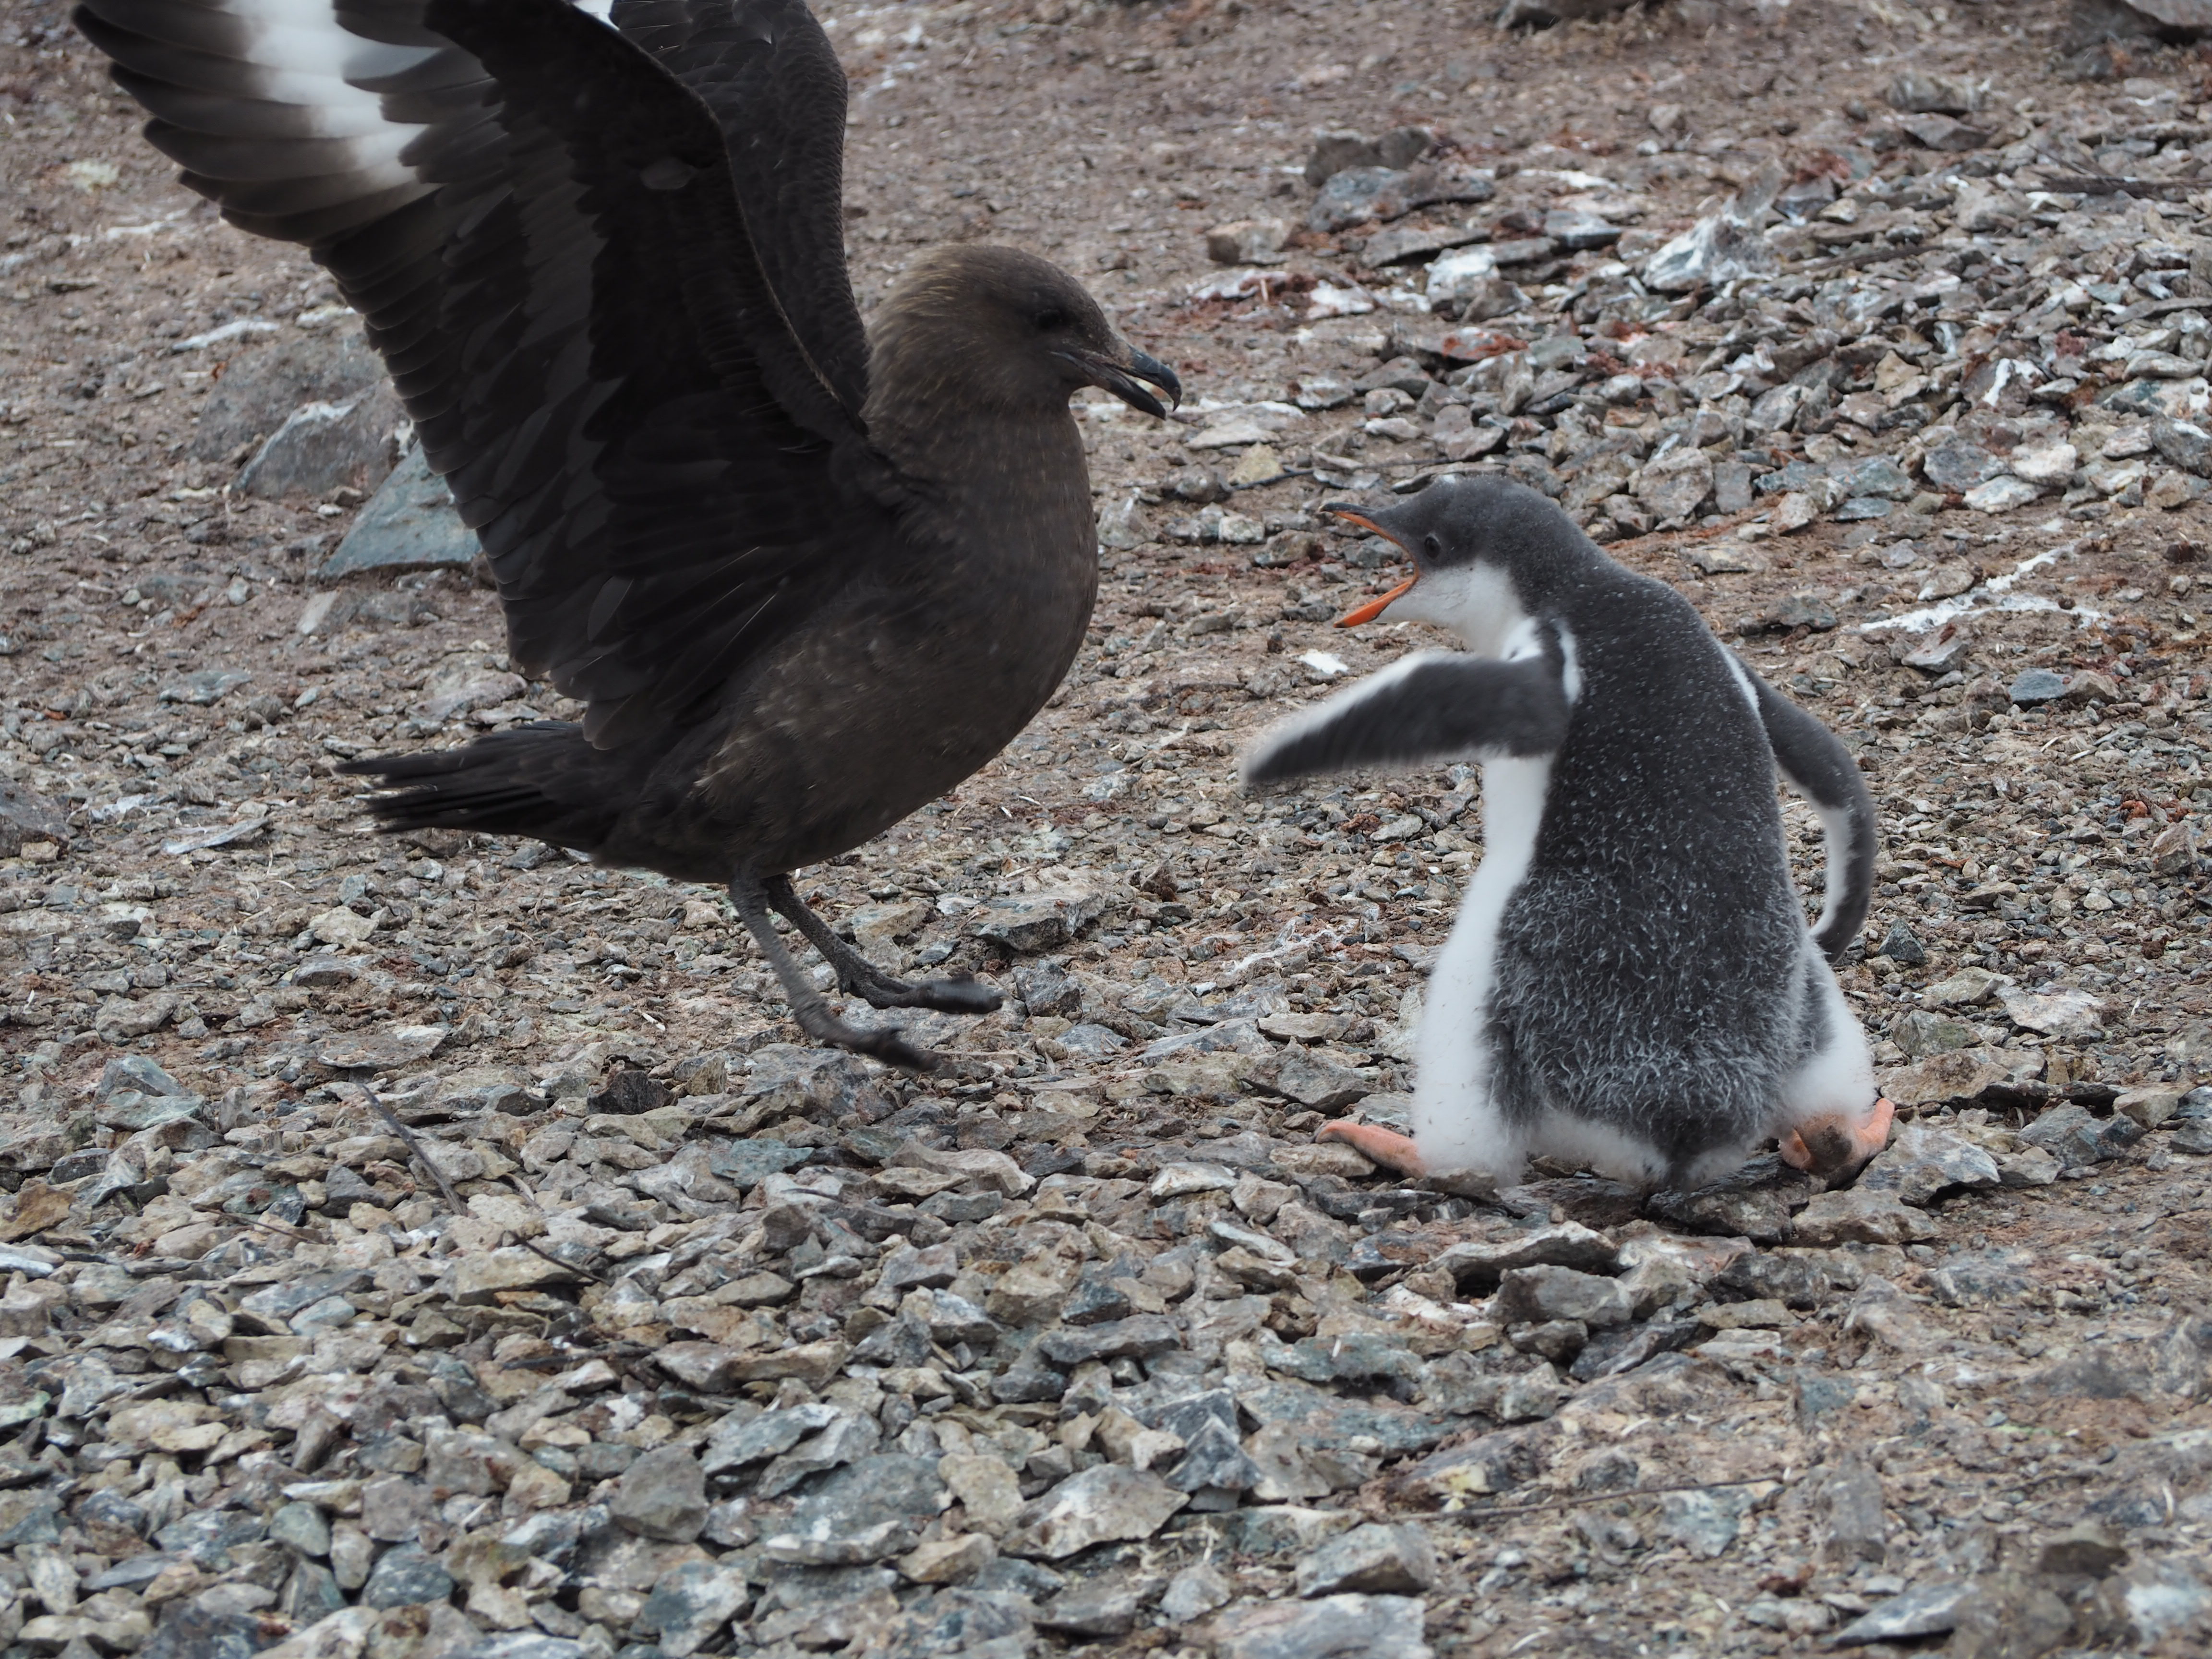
[[1779, 1097, 1896, 1183], [1318, 1120, 1426, 1178]]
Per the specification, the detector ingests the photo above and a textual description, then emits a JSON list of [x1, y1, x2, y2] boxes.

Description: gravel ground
[[4, 1, 2212, 1656]]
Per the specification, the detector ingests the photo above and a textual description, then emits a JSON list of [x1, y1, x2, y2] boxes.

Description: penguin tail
[[1744, 672, 1876, 963]]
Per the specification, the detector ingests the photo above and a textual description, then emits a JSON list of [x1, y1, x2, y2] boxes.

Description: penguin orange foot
[[1780, 1097, 1896, 1181], [1318, 1121, 1426, 1178]]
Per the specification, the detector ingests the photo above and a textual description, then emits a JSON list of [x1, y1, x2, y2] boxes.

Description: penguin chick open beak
[[1325, 505, 1418, 626], [1061, 346, 1182, 419]]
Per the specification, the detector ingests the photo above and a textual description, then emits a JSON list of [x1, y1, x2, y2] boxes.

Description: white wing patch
[[195, 1, 439, 193]]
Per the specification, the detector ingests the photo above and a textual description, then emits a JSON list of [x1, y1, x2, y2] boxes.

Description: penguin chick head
[[1322, 474, 1568, 655]]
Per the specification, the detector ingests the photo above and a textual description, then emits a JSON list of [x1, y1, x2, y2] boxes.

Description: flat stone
[[320, 440, 478, 577], [1250, 1049, 1371, 1112], [1491, 1265, 1632, 1330], [1963, 475, 2042, 513], [612, 1444, 707, 1542], [2018, 1102, 2145, 1169], [1791, 1190, 1939, 1247], [1435, 1222, 1618, 1291], [1877, 1049, 2013, 1107], [2008, 668, 2067, 705], [637, 1560, 750, 1659], [359, 1543, 453, 1609], [187, 328, 386, 462], [1647, 1163, 1809, 1246], [238, 386, 404, 499], [1856, 1126, 2001, 1207], [763, 1455, 946, 1566], [1035, 1573, 1162, 1637], [969, 878, 1108, 952], [897, 1533, 997, 1584], [445, 1247, 581, 1304], [1659, 1488, 1754, 1560], [267, 1502, 331, 1558], [1207, 1591, 1434, 1659], [1036, 1314, 1182, 1367], [1003, 1466, 1188, 1560], [314, 1023, 447, 1072], [1999, 985, 2103, 1039], [1923, 441, 2003, 493], [1294, 1522, 1438, 1597], [1829, 1579, 1973, 1645]]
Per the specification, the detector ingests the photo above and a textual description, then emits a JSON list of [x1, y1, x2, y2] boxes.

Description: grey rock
[[1887, 70, 1983, 115], [237, 385, 405, 499], [1491, 1264, 1632, 1330], [188, 328, 386, 461], [1003, 1465, 1188, 1560], [1160, 1561, 1235, 1623], [1435, 1221, 1619, 1291], [1999, 984, 2103, 1038], [758, 1413, 881, 1499], [1166, 1416, 1262, 1495], [1642, 205, 1777, 292], [1828, 1579, 1973, 1645], [2153, 417, 2212, 476], [637, 1560, 751, 1659], [969, 883, 1106, 952], [1925, 1247, 2035, 1308], [1890, 1036, 1996, 1110], [764, 1454, 946, 1565], [283, 1558, 346, 1625], [1308, 163, 1493, 234], [1295, 1522, 1439, 1597], [267, 1501, 330, 1557], [140, 1603, 265, 1659], [159, 669, 252, 706], [323, 441, 479, 577], [1923, 441, 2004, 493], [2018, 1102, 2145, 1168], [1820, 1455, 1887, 1563], [1791, 1190, 1939, 1246], [611, 1444, 707, 1542], [0, 779, 67, 855], [1857, 1126, 2000, 1207], [1037, 1314, 1181, 1367], [1649, 1163, 1808, 1245], [1208, 1591, 1433, 1659], [360, 1542, 454, 1609], [1250, 1048, 1371, 1111], [1305, 131, 1383, 187], [1659, 1487, 1754, 1559], [1878, 921, 1927, 965], [1543, 208, 1620, 250], [1035, 1573, 1162, 1637]]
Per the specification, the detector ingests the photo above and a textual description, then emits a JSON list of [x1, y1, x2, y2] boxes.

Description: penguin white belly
[[1778, 938, 1878, 1130], [1411, 754, 1548, 1176]]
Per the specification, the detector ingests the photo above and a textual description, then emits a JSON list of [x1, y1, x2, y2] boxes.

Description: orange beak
[[1339, 577, 1416, 627], [1327, 508, 1417, 626]]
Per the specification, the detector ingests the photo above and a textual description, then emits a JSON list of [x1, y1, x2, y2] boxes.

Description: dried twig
[[363, 1092, 605, 1284], [1439, 1471, 1790, 1524]]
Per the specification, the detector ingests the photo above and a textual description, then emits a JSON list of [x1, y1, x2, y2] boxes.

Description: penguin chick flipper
[[1743, 669, 1878, 964], [1318, 1121, 1425, 1178], [1240, 651, 1570, 789], [1780, 1097, 1896, 1180]]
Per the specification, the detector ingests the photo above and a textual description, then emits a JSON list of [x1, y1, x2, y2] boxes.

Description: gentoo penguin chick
[[1241, 475, 1892, 1191]]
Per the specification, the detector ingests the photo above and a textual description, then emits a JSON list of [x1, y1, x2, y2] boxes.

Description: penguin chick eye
[[1423, 533, 1443, 559], [1033, 307, 1070, 332]]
